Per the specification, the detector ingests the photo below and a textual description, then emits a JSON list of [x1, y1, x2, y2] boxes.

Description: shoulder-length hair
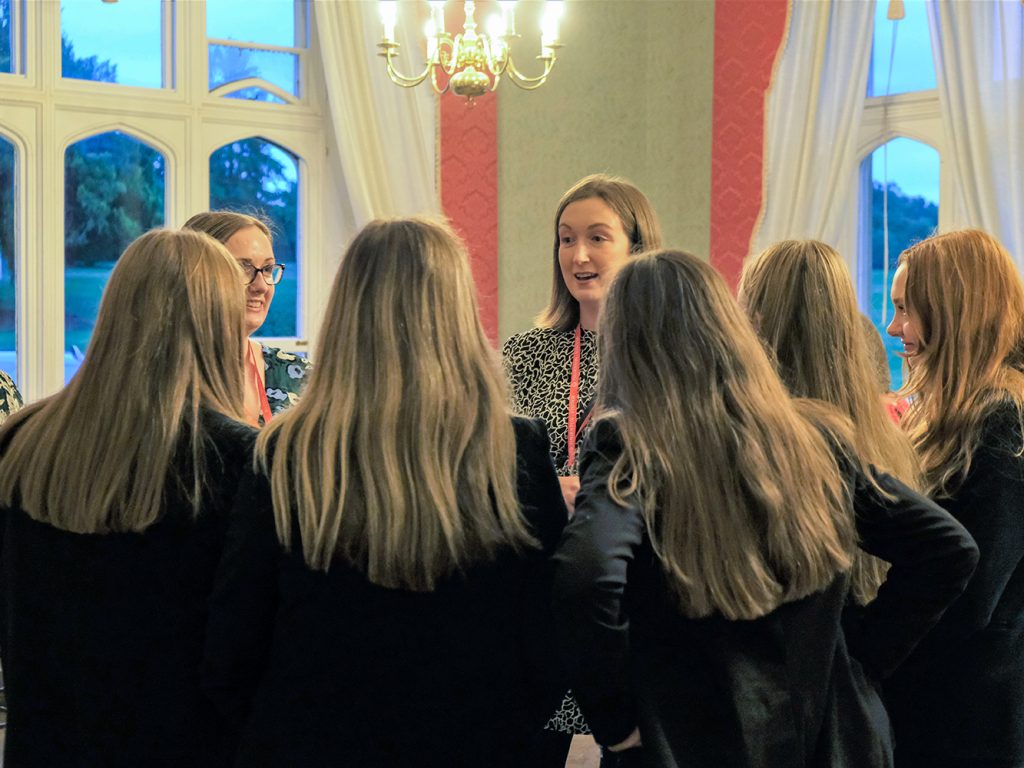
[[0, 229, 248, 533], [898, 229, 1024, 497], [183, 210, 273, 245], [537, 173, 663, 332], [598, 250, 855, 621], [740, 239, 922, 603], [257, 216, 535, 590]]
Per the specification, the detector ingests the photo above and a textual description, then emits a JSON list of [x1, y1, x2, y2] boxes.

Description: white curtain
[[927, 0, 1024, 265], [750, 0, 875, 262], [314, 0, 439, 226]]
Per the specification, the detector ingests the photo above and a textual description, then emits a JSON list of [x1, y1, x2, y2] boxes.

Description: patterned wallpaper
[[440, 90, 500, 342], [710, 0, 789, 290]]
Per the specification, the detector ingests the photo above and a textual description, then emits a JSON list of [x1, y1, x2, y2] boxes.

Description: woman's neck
[[579, 302, 600, 331]]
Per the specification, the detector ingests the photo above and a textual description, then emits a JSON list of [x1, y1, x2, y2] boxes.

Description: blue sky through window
[[871, 137, 939, 205], [206, 0, 297, 47], [869, 0, 936, 97], [61, 0, 164, 88]]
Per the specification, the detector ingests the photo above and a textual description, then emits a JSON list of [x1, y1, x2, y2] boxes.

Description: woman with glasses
[[0, 229, 253, 768], [184, 211, 310, 426]]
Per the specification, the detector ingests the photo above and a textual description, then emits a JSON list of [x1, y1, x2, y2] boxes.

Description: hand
[[558, 475, 581, 517], [608, 727, 642, 752]]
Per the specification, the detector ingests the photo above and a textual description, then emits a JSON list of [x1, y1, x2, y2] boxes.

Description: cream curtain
[[927, 0, 1024, 264], [750, 0, 876, 262], [313, 0, 439, 225]]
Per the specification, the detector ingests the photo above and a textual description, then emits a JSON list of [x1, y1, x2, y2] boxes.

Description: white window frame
[[0, 0, 329, 400], [853, 88, 950, 309]]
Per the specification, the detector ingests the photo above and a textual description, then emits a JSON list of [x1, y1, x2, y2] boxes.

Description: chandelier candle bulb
[[426, 19, 438, 60], [380, 0, 398, 41], [500, 0, 516, 36], [541, 0, 563, 55], [430, 1, 446, 35], [487, 14, 507, 41]]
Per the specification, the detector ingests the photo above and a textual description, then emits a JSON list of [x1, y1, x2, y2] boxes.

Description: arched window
[[64, 131, 166, 382], [210, 138, 299, 337], [206, 0, 307, 103], [0, 135, 16, 383], [857, 0, 943, 388], [859, 138, 939, 387], [0, 1, 325, 399]]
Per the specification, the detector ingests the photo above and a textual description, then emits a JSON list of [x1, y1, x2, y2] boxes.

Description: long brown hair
[[537, 174, 663, 331], [257, 217, 535, 590], [899, 229, 1024, 496], [0, 229, 247, 532], [740, 239, 922, 603], [598, 250, 855, 620]]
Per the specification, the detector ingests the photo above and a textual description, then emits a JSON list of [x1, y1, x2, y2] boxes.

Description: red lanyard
[[567, 325, 592, 469], [247, 343, 274, 425]]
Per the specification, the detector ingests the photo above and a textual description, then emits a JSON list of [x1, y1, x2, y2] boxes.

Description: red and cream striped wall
[[435, 0, 789, 342]]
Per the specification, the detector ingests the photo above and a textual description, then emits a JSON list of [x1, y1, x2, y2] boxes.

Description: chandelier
[[377, 0, 565, 101]]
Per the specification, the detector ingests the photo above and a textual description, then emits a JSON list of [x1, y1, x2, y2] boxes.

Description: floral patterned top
[[0, 369, 23, 424], [261, 345, 311, 419]]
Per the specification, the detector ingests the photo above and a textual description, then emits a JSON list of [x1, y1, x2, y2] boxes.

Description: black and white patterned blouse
[[501, 326, 599, 476], [502, 326, 597, 736], [0, 369, 23, 424]]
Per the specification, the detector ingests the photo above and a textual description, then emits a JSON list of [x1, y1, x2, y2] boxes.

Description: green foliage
[[61, 34, 117, 83], [64, 132, 165, 266], [210, 138, 298, 336], [871, 181, 938, 268]]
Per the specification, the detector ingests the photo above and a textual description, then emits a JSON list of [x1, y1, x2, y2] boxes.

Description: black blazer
[[202, 416, 568, 768], [553, 420, 979, 768], [885, 404, 1024, 768], [0, 410, 256, 768]]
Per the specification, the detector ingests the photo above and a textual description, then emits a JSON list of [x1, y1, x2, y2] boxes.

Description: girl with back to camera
[[0, 229, 254, 768], [184, 211, 310, 426], [740, 239, 922, 605], [553, 250, 978, 768], [882, 229, 1024, 768], [202, 217, 567, 767], [502, 174, 662, 764]]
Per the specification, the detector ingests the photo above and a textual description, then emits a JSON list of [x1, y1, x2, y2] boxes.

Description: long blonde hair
[[740, 240, 922, 603], [0, 229, 247, 533], [537, 174, 663, 331], [599, 250, 855, 621], [258, 217, 535, 590], [899, 229, 1024, 496]]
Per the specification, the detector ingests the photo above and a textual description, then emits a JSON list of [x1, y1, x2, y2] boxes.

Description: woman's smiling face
[[557, 196, 633, 320], [887, 263, 924, 361]]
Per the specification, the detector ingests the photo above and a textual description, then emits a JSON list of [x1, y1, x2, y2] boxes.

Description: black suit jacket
[[0, 410, 256, 768], [885, 404, 1024, 768], [553, 420, 978, 768], [202, 416, 568, 768]]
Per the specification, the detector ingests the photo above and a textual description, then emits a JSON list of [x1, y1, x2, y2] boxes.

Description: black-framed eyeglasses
[[240, 263, 285, 286]]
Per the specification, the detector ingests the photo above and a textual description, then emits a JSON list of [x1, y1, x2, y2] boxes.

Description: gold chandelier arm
[[429, 64, 451, 95], [377, 42, 435, 88], [503, 51, 558, 90]]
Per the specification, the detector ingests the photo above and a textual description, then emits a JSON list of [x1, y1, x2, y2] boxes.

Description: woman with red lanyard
[[502, 174, 662, 767], [184, 212, 311, 426]]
